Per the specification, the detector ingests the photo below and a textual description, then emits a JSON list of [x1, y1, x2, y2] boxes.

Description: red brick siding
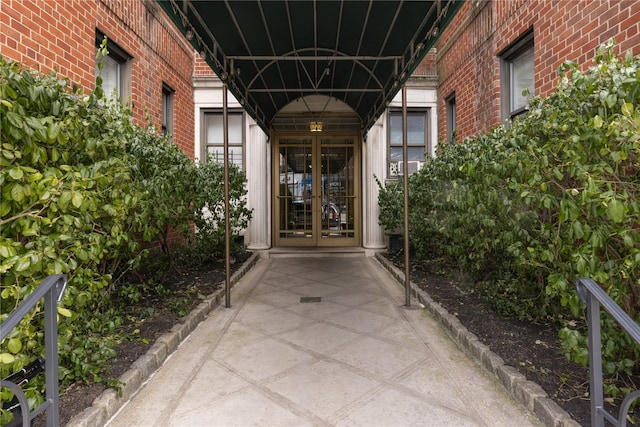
[[194, 56, 216, 76], [413, 51, 438, 75], [436, 0, 640, 142], [1, 0, 195, 157]]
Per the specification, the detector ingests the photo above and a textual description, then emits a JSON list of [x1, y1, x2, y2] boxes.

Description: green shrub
[[375, 175, 403, 234], [126, 124, 197, 257], [379, 40, 640, 373], [189, 160, 252, 262], [1, 48, 252, 424], [510, 41, 640, 370], [0, 54, 142, 421]]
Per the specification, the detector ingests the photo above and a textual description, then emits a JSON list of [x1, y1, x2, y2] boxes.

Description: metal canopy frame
[[155, 0, 463, 308], [157, 0, 463, 136]]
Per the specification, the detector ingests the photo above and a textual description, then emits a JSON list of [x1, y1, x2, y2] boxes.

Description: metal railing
[[575, 278, 640, 427], [1, 274, 67, 427]]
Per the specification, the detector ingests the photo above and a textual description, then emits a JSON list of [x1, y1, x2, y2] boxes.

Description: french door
[[274, 134, 359, 247]]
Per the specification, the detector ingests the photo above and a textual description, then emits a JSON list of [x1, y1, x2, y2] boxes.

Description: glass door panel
[[274, 135, 359, 247], [319, 141, 355, 240], [277, 139, 314, 243]]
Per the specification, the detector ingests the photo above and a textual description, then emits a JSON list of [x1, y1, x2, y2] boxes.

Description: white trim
[[192, 76, 438, 250], [363, 118, 387, 249]]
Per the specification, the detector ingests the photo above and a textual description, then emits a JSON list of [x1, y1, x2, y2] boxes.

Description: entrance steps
[[264, 247, 371, 258]]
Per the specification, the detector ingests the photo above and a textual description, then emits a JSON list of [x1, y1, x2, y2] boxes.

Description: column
[[246, 122, 270, 250], [363, 117, 387, 250]]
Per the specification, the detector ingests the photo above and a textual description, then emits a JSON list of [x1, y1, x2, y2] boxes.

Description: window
[[500, 31, 534, 120], [162, 84, 174, 136], [202, 111, 244, 170], [95, 31, 132, 101], [445, 93, 456, 142], [388, 109, 430, 176]]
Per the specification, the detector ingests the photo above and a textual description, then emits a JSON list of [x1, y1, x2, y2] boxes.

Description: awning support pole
[[402, 84, 411, 308], [223, 84, 231, 308]]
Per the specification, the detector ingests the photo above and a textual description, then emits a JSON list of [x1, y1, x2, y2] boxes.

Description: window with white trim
[[388, 109, 430, 176], [500, 31, 534, 120], [202, 111, 244, 170], [95, 31, 132, 101]]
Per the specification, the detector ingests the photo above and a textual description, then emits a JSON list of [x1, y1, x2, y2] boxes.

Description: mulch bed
[[34, 254, 249, 427], [387, 252, 639, 427]]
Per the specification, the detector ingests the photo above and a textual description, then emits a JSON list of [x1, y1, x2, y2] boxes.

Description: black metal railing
[[1, 274, 67, 427], [575, 278, 640, 427]]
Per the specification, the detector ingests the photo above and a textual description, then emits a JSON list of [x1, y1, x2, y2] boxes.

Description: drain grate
[[300, 296, 322, 303]]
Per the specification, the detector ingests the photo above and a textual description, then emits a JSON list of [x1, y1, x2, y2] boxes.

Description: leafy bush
[[378, 40, 640, 374], [375, 175, 403, 234], [512, 42, 640, 371], [126, 124, 197, 257], [125, 118, 252, 266], [190, 160, 252, 262], [1, 49, 251, 423], [0, 54, 142, 421]]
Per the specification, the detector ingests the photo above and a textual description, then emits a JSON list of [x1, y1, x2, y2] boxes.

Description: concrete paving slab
[[105, 256, 541, 427], [278, 322, 361, 355], [169, 387, 314, 427], [334, 388, 479, 427], [265, 360, 379, 420]]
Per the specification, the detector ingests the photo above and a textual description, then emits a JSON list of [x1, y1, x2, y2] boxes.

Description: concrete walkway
[[106, 256, 539, 427]]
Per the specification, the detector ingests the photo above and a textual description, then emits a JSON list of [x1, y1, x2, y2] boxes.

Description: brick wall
[[413, 50, 438, 76], [1, 0, 195, 156], [194, 55, 216, 77], [436, 0, 640, 141]]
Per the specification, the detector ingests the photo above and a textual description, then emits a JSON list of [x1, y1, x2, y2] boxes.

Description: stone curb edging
[[65, 252, 260, 427], [374, 253, 581, 427]]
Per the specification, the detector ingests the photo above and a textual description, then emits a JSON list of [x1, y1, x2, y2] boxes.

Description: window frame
[[95, 30, 132, 101], [500, 30, 534, 121], [201, 109, 246, 171], [445, 93, 456, 142], [162, 83, 175, 136], [387, 108, 431, 177]]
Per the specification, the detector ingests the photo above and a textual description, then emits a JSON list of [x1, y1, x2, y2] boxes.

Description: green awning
[[157, 0, 463, 135]]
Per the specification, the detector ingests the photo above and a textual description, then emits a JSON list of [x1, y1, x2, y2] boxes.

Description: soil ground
[[388, 252, 639, 427], [392, 254, 591, 426], [44, 252, 638, 426]]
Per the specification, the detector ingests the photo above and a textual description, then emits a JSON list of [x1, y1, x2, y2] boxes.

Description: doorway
[[273, 134, 360, 247]]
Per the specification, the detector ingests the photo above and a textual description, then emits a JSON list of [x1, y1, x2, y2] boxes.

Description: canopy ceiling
[[157, 0, 463, 136]]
